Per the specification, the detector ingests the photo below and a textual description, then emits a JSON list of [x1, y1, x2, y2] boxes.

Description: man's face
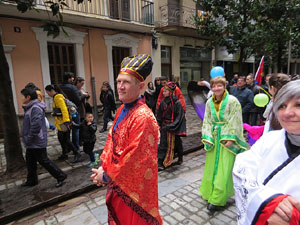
[[22, 95, 31, 105], [116, 74, 144, 104], [161, 80, 167, 87], [237, 78, 246, 88], [68, 77, 74, 83], [246, 76, 253, 85]]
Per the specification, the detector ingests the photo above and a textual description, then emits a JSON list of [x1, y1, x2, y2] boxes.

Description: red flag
[[255, 56, 264, 86]]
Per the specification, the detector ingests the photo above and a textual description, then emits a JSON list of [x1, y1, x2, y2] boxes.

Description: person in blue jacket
[[21, 88, 67, 187]]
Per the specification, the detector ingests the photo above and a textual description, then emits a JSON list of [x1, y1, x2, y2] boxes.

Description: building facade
[[152, 0, 212, 102], [0, 0, 154, 115]]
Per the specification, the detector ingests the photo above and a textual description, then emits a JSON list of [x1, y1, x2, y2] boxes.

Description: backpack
[[64, 98, 77, 120]]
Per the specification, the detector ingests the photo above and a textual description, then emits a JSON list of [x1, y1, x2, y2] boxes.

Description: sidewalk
[[0, 105, 204, 224]]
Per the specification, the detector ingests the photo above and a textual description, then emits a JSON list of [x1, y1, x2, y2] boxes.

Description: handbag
[[52, 107, 62, 117]]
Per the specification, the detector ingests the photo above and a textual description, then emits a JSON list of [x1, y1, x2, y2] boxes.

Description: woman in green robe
[[199, 76, 247, 214]]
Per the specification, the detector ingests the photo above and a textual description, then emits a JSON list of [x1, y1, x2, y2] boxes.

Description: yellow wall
[[1, 18, 44, 114], [1, 18, 152, 114]]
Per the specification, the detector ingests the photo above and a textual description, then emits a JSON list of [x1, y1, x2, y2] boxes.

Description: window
[[110, 0, 130, 21], [161, 46, 172, 80], [47, 42, 76, 84]]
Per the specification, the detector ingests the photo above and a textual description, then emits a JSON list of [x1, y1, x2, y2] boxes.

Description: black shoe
[[21, 181, 38, 187], [56, 174, 67, 188], [58, 155, 68, 161], [177, 159, 183, 165], [207, 203, 224, 213], [99, 128, 107, 133], [72, 153, 81, 163], [158, 165, 165, 171]]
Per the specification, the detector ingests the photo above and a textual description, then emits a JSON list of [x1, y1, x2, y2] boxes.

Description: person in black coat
[[99, 82, 116, 133], [60, 72, 81, 150], [73, 112, 98, 167], [144, 81, 156, 113]]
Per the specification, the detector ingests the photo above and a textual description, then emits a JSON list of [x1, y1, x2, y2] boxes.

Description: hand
[[49, 124, 56, 130], [91, 167, 106, 187], [224, 140, 233, 147], [267, 213, 289, 225], [268, 196, 300, 224]]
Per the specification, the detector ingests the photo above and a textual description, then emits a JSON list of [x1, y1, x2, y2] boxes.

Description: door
[[112, 47, 130, 100]]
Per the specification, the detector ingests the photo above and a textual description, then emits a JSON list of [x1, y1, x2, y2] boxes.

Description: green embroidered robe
[[199, 91, 247, 206]]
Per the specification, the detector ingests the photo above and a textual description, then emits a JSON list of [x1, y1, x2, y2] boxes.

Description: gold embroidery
[[135, 162, 141, 168], [144, 168, 153, 180], [148, 134, 154, 146], [149, 208, 159, 217], [124, 153, 131, 163], [130, 192, 139, 202]]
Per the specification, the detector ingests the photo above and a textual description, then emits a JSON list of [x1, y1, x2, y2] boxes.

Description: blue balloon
[[210, 66, 225, 78]]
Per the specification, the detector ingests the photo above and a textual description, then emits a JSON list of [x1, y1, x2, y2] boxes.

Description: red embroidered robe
[[100, 98, 163, 225]]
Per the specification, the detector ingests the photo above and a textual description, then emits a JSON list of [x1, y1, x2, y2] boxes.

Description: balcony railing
[[159, 4, 196, 29], [3, 0, 154, 26]]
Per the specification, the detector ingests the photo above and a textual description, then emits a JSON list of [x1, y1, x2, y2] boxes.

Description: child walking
[[73, 112, 98, 167]]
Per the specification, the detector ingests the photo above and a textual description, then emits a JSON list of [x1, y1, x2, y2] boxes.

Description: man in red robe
[[91, 54, 163, 225]]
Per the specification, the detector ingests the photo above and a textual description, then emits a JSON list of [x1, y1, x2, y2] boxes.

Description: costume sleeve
[[201, 99, 214, 151], [156, 88, 164, 111], [233, 137, 282, 225], [165, 101, 186, 135], [220, 97, 247, 154], [156, 100, 164, 126], [174, 87, 186, 112], [242, 90, 254, 114], [55, 95, 70, 123]]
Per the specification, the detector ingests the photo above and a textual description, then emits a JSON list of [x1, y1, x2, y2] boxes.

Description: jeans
[[57, 130, 79, 156], [72, 113, 80, 149], [83, 142, 95, 162]]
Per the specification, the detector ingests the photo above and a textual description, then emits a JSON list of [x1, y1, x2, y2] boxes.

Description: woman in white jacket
[[233, 79, 300, 225]]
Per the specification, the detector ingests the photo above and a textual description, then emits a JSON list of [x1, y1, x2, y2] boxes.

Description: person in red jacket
[[156, 78, 186, 113]]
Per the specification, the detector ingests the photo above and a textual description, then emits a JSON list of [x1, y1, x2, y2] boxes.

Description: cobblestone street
[[2, 105, 238, 224], [10, 151, 237, 225]]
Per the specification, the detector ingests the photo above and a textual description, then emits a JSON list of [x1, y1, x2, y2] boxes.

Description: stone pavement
[[0, 105, 212, 224], [9, 150, 237, 225]]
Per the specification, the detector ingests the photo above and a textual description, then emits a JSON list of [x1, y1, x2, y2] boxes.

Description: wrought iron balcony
[[159, 4, 196, 29], [2, 0, 154, 26]]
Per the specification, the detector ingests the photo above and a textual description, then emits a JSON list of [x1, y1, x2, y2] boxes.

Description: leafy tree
[[0, 0, 90, 176], [195, 0, 299, 73]]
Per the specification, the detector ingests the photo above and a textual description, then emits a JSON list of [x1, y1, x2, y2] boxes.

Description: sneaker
[[94, 153, 99, 162], [99, 128, 107, 133], [87, 161, 98, 168]]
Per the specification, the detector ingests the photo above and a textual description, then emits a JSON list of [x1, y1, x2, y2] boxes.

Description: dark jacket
[[144, 90, 156, 111], [73, 120, 97, 143], [60, 82, 81, 107], [156, 95, 186, 136], [100, 89, 116, 111], [229, 86, 254, 114], [22, 99, 47, 149]]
